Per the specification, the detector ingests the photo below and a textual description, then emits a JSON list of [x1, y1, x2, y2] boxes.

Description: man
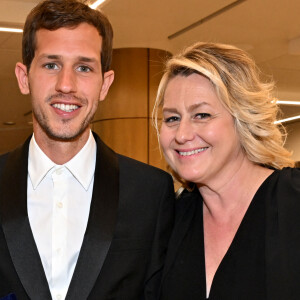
[[0, 0, 174, 299]]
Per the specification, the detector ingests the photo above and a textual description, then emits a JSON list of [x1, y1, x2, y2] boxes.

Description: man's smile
[[52, 103, 79, 112]]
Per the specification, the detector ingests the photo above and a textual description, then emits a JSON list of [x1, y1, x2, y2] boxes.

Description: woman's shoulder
[[267, 167, 300, 205], [275, 167, 300, 187]]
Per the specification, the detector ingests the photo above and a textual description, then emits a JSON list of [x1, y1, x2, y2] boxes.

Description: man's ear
[[15, 62, 30, 95], [99, 70, 114, 101]]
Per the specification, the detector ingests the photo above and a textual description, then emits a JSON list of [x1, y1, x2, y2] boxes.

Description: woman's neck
[[200, 160, 273, 223]]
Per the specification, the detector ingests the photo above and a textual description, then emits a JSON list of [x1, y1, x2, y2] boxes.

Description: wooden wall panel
[[94, 48, 171, 172], [92, 118, 148, 163], [95, 48, 149, 121], [148, 49, 170, 170], [0, 127, 32, 154], [148, 49, 171, 114]]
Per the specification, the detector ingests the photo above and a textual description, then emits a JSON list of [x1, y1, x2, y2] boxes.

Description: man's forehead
[[35, 23, 102, 38], [34, 24, 103, 57]]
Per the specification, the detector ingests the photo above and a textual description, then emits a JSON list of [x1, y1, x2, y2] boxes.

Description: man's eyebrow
[[38, 54, 61, 60], [78, 56, 98, 63], [37, 54, 98, 63]]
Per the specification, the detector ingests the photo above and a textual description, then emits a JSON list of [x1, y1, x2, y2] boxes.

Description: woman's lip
[[176, 147, 208, 156]]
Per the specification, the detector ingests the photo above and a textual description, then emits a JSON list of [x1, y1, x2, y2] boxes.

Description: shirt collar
[[65, 131, 96, 190], [28, 131, 97, 190]]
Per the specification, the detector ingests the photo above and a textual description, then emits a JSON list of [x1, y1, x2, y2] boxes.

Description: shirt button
[[57, 202, 63, 208], [56, 169, 63, 175], [56, 295, 62, 300]]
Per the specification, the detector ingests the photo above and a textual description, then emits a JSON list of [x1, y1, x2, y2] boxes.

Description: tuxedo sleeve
[[143, 172, 175, 300]]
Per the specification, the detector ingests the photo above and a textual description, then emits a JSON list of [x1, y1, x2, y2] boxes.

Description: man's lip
[[51, 102, 81, 114], [48, 93, 84, 106], [50, 100, 82, 106]]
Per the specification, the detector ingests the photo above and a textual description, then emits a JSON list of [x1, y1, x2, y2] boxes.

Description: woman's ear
[[15, 62, 30, 95], [99, 70, 114, 101]]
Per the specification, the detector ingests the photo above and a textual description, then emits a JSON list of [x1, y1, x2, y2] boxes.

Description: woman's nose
[[175, 119, 195, 144]]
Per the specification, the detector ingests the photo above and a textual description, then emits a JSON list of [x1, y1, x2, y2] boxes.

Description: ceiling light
[[89, 0, 107, 9], [276, 100, 300, 106], [274, 115, 300, 124], [3, 121, 16, 125], [0, 27, 23, 33]]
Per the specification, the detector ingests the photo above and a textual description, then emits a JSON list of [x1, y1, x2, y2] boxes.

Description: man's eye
[[77, 66, 91, 72], [195, 113, 211, 119], [44, 63, 58, 70]]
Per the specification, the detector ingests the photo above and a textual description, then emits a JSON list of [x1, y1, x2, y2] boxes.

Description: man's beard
[[33, 111, 91, 142], [31, 93, 98, 142]]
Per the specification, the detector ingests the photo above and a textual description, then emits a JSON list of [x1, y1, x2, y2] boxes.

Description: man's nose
[[55, 67, 77, 94]]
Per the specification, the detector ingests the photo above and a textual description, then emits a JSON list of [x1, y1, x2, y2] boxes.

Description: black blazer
[[0, 133, 175, 300], [160, 168, 300, 300]]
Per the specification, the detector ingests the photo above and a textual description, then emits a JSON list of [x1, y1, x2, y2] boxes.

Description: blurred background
[[0, 0, 299, 170]]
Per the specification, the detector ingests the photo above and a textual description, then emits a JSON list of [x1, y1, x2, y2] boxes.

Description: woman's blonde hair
[[153, 42, 294, 172]]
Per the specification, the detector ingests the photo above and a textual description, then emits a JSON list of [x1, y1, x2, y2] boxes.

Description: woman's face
[[159, 73, 245, 186]]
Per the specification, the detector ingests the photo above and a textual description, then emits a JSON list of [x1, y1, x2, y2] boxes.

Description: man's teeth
[[52, 103, 79, 112], [179, 148, 207, 156]]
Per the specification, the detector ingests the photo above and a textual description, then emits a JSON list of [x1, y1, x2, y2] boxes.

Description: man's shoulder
[[117, 153, 170, 178], [0, 149, 19, 179], [0, 138, 30, 175], [117, 154, 174, 203], [0, 145, 22, 167], [94, 133, 173, 182], [117, 154, 173, 185], [0, 152, 9, 170]]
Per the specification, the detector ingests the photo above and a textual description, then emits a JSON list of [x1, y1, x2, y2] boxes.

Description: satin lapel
[[0, 137, 52, 300], [66, 134, 119, 300], [160, 190, 198, 285]]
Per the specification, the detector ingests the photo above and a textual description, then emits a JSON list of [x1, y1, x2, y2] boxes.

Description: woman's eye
[[195, 113, 211, 119], [164, 116, 180, 123]]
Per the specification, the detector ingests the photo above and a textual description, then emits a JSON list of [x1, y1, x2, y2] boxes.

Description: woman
[[153, 42, 299, 299]]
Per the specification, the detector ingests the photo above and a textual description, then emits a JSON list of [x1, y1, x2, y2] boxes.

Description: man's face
[[16, 23, 113, 142]]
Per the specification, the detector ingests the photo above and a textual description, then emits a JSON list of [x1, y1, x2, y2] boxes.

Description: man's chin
[[44, 127, 88, 142]]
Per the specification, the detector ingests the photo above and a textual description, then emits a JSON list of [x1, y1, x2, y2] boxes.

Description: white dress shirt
[[27, 131, 96, 300]]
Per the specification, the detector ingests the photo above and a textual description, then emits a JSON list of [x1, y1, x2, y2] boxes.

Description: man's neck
[[33, 129, 91, 165]]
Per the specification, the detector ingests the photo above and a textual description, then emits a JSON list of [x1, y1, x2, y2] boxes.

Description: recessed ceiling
[[0, 0, 299, 132]]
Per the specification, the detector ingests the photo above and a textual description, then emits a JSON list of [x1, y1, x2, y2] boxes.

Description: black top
[[160, 168, 300, 300]]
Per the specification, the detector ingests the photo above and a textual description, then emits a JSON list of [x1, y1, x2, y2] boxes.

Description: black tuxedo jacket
[[0, 133, 174, 300]]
